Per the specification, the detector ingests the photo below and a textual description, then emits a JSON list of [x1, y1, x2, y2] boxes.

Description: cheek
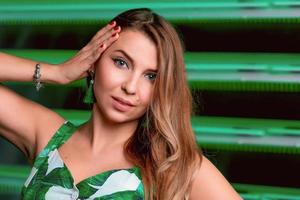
[[95, 59, 122, 90], [138, 82, 154, 106]]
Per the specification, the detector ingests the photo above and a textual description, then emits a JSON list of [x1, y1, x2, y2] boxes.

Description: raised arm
[[0, 53, 63, 84], [0, 21, 121, 162]]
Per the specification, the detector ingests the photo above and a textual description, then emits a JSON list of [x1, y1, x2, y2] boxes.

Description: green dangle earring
[[83, 70, 95, 104]]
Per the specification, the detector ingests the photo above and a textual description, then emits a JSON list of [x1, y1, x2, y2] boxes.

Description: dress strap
[[33, 120, 78, 169]]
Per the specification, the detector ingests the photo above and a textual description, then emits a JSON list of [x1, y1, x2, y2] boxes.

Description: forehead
[[106, 30, 158, 70]]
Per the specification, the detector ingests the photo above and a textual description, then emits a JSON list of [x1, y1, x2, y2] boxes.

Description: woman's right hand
[[58, 21, 121, 84]]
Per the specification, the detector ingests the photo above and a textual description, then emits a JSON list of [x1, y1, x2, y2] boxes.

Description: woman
[[0, 8, 241, 200]]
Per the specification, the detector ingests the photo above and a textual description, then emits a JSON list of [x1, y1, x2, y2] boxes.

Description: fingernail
[[109, 21, 115, 26], [111, 33, 117, 37], [114, 26, 120, 31]]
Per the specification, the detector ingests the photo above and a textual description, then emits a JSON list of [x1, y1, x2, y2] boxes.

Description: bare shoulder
[[189, 155, 242, 200]]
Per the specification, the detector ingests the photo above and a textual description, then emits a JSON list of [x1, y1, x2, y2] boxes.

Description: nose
[[121, 74, 139, 95]]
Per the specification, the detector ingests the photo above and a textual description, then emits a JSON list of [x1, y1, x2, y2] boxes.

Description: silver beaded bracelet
[[33, 63, 43, 91]]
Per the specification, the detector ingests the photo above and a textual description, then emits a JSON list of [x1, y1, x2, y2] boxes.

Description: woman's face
[[93, 29, 158, 124]]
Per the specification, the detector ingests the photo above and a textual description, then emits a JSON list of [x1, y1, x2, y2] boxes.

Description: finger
[[91, 43, 107, 62], [79, 27, 115, 60], [93, 32, 119, 59], [81, 28, 121, 68], [84, 26, 121, 56], [106, 31, 120, 46], [83, 40, 106, 62], [96, 26, 121, 45], [78, 43, 106, 70], [81, 25, 120, 55], [78, 21, 117, 54], [87, 29, 119, 54], [91, 21, 117, 42]]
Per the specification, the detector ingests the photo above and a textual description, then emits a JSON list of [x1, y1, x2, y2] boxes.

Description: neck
[[79, 104, 139, 154]]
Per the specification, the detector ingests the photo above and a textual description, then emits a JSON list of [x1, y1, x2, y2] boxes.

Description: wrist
[[42, 63, 67, 85], [56, 64, 70, 85]]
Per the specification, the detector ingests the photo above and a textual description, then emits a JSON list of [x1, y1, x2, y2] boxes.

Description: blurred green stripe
[[1, 1, 300, 25], [233, 183, 300, 198], [52, 109, 300, 154], [3, 49, 300, 91]]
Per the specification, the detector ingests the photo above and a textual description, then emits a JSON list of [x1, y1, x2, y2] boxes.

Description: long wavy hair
[[112, 8, 202, 200]]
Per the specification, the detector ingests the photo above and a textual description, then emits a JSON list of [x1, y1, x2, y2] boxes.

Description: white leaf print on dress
[[88, 170, 141, 198], [46, 149, 65, 176], [45, 185, 78, 200]]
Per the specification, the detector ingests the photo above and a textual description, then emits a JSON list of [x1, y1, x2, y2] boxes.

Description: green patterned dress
[[21, 121, 145, 200]]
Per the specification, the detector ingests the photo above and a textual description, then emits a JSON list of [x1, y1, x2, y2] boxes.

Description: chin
[[108, 110, 146, 126], [106, 113, 130, 124], [100, 108, 136, 124]]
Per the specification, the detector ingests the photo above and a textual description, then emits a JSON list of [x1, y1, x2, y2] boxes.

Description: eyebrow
[[114, 49, 134, 66], [113, 49, 157, 72]]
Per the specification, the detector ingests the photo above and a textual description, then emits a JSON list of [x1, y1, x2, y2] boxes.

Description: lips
[[111, 96, 135, 112], [112, 96, 135, 106]]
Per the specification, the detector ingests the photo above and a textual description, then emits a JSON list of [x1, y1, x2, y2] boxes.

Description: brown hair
[[112, 8, 202, 200]]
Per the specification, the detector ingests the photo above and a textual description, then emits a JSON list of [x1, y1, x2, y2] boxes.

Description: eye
[[113, 58, 128, 69], [145, 73, 157, 82]]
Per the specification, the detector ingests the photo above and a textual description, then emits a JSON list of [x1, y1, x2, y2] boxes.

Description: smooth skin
[[0, 22, 242, 199]]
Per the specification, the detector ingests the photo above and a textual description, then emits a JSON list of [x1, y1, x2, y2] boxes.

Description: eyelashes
[[145, 73, 157, 81], [113, 58, 128, 69], [112, 57, 157, 82]]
